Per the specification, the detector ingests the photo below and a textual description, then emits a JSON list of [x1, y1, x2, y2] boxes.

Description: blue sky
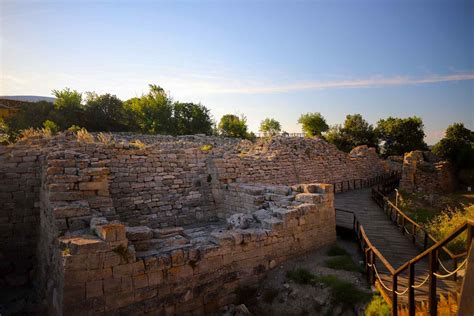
[[1, 0, 473, 144]]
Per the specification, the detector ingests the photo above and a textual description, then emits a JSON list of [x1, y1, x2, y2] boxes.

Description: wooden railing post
[[412, 225, 416, 244], [370, 251, 375, 285], [428, 250, 438, 316], [408, 263, 415, 316], [453, 257, 458, 281], [392, 274, 398, 316], [424, 232, 428, 250]]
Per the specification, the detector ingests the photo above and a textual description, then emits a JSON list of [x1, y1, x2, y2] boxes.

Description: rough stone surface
[[0, 133, 394, 315], [399, 150, 455, 194]]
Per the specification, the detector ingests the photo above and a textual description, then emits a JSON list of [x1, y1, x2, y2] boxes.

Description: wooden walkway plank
[[335, 188, 459, 306]]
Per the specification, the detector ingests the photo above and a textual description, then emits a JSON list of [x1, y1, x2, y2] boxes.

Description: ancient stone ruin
[[0, 133, 392, 315], [399, 150, 455, 194]]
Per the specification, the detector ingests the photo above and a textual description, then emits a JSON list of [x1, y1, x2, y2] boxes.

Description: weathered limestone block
[[226, 213, 255, 229], [126, 226, 153, 241]]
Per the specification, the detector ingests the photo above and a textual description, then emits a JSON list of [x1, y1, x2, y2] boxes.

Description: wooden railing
[[371, 187, 464, 280], [335, 208, 396, 285], [392, 220, 473, 316], [336, 206, 473, 316], [330, 171, 401, 194]]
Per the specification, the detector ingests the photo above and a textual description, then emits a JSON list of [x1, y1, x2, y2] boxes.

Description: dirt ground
[[229, 237, 373, 316]]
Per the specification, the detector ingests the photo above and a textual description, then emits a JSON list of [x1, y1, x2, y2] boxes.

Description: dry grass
[[426, 205, 474, 253], [76, 128, 94, 143], [19, 127, 52, 140], [130, 139, 146, 149], [96, 132, 114, 145]]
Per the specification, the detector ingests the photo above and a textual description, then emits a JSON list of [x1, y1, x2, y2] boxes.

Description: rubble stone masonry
[[0, 133, 392, 315]]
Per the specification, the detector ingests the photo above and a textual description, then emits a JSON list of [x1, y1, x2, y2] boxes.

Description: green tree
[[259, 118, 282, 136], [325, 114, 378, 152], [298, 112, 329, 137], [172, 102, 213, 135], [375, 116, 428, 156], [432, 123, 474, 169], [5, 101, 54, 137], [51, 88, 84, 129], [218, 114, 249, 138], [123, 84, 174, 134], [83, 93, 128, 132]]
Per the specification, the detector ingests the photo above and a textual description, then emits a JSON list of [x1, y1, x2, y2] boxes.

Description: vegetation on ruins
[[217, 114, 255, 140], [325, 114, 378, 152], [3, 84, 214, 140], [298, 112, 329, 137], [374, 116, 428, 156], [432, 122, 474, 170], [325, 248, 362, 272], [365, 291, 391, 316], [259, 118, 282, 136], [286, 269, 371, 311], [426, 205, 474, 253]]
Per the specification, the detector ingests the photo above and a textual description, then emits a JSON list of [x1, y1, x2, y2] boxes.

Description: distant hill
[[0, 95, 55, 103]]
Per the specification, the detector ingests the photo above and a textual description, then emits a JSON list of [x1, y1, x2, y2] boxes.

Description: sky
[[1, 0, 473, 144]]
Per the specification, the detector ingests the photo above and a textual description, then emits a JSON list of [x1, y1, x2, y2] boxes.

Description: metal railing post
[[428, 250, 438, 316], [408, 263, 415, 316], [392, 274, 398, 316]]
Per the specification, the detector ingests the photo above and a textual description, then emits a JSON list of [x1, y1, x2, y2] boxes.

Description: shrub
[[365, 292, 390, 316], [286, 268, 318, 285], [318, 275, 371, 309], [67, 125, 82, 132], [327, 244, 349, 256], [43, 120, 60, 134], [200, 144, 213, 152], [325, 256, 362, 272], [426, 205, 474, 253]]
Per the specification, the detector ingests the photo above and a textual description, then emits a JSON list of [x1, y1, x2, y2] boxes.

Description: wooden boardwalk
[[335, 188, 459, 306]]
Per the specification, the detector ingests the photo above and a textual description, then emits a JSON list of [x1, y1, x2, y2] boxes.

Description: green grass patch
[[318, 275, 371, 309], [262, 287, 279, 304], [325, 255, 362, 272], [326, 244, 349, 256], [286, 269, 370, 310], [365, 291, 390, 316], [286, 268, 318, 285]]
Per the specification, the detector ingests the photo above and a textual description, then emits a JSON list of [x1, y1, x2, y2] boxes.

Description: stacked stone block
[[52, 183, 335, 315]]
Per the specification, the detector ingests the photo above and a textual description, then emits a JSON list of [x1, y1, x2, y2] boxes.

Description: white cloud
[[202, 73, 474, 94]]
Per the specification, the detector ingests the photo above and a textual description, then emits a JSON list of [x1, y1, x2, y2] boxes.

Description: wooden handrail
[[372, 187, 458, 261], [395, 220, 473, 274], [337, 173, 472, 316], [335, 208, 396, 274]]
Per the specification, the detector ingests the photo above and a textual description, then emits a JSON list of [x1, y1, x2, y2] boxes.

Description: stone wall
[[0, 143, 43, 290], [0, 132, 391, 314], [399, 151, 455, 194], [52, 182, 336, 315]]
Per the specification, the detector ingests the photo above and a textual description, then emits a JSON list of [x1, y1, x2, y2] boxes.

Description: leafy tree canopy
[[298, 112, 329, 137], [83, 93, 128, 132], [375, 116, 428, 156], [259, 118, 281, 136], [172, 102, 213, 136], [325, 114, 377, 152], [218, 114, 249, 139], [432, 123, 474, 169]]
